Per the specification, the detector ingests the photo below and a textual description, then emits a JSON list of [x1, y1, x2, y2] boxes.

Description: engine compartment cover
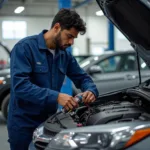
[[87, 101, 145, 125]]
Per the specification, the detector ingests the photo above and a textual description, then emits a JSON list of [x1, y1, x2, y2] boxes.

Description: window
[[121, 55, 136, 71], [98, 55, 121, 73], [97, 54, 137, 73], [140, 58, 149, 70], [2, 21, 27, 39]]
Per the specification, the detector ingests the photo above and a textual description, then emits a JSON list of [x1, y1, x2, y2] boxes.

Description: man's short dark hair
[[51, 9, 86, 35]]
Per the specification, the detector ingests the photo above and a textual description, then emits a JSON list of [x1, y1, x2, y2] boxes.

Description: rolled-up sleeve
[[66, 53, 99, 98], [11, 43, 59, 108]]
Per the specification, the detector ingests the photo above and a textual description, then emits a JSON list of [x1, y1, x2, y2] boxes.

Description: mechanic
[[7, 9, 99, 150]]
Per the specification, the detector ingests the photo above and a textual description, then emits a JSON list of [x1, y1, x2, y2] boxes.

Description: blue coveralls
[[7, 30, 99, 150]]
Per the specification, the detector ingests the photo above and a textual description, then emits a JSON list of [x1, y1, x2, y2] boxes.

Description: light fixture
[[14, 6, 25, 14], [96, 10, 104, 16]]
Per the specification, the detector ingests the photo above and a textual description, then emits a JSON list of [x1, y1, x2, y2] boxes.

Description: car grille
[[34, 128, 57, 150], [43, 128, 57, 136], [34, 141, 48, 150]]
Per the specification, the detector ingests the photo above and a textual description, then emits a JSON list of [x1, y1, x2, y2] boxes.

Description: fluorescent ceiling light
[[14, 6, 25, 14], [96, 10, 104, 16]]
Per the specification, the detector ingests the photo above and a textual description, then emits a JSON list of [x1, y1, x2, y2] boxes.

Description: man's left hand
[[81, 91, 96, 103]]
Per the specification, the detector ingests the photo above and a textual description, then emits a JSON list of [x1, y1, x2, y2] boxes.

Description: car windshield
[[80, 56, 100, 68], [80, 53, 111, 68], [74, 56, 90, 63]]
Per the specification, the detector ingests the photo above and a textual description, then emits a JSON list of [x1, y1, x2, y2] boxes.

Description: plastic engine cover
[[87, 101, 147, 125]]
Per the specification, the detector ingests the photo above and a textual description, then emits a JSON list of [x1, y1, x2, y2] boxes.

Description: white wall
[[73, 4, 108, 55], [73, 16, 108, 55], [0, 16, 52, 50], [114, 27, 133, 51], [0, 15, 108, 55]]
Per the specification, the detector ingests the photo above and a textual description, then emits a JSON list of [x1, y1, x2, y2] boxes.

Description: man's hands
[[57, 91, 96, 111], [57, 93, 78, 111], [81, 91, 96, 103]]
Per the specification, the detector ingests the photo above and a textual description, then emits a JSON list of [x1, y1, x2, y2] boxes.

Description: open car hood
[[96, 0, 150, 67]]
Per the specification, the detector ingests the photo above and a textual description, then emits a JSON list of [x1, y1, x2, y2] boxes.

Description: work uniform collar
[[38, 29, 65, 56], [38, 30, 48, 50]]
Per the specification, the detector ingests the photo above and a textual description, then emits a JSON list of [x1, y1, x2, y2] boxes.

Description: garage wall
[[0, 16, 53, 50], [0, 15, 108, 55], [73, 5, 108, 55], [73, 16, 108, 55], [0, 6, 132, 55], [114, 27, 133, 51]]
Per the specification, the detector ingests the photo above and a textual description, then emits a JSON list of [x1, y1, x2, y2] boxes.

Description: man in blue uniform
[[7, 9, 99, 150]]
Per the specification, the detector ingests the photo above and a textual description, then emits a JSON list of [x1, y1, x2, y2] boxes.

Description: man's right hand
[[57, 93, 78, 111]]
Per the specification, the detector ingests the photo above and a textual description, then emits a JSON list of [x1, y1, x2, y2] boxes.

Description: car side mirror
[[88, 65, 102, 74]]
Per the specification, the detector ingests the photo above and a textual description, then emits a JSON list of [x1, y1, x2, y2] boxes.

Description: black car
[[31, 0, 150, 150], [0, 42, 10, 120]]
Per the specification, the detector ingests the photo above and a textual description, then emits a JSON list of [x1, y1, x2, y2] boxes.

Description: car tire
[[1, 93, 10, 121]]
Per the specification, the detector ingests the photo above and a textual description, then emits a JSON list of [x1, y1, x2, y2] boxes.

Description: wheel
[[1, 93, 10, 120]]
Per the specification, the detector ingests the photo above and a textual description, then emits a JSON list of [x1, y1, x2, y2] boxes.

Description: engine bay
[[44, 83, 150, 134]]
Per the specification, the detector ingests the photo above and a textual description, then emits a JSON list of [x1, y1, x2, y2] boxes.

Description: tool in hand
[[62, 95, 83, 113]]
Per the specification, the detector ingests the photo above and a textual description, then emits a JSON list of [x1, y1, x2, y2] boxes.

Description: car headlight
[[48, 132, 112, 149], [46, 125, 150, 150], [33, 125, 53, 145], [33, 126, 44, 139]]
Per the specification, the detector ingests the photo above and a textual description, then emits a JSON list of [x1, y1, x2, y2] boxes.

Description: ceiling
[[0, 0, 98, 17]]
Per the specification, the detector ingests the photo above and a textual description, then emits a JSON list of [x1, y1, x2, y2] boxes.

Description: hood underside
[[96, 0, 150, 66]]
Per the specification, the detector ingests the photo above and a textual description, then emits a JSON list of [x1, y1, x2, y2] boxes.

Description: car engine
[[44, 82, 150, 134], [33, 81, 150, 150]]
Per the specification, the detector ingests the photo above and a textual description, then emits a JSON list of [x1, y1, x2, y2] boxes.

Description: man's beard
[[54, 32, 71, 51]]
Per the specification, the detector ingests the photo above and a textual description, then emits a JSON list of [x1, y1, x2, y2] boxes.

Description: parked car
[[73, 50, 150, 95], [0, 42, 10, 70], [31, 0, 150, 150], [74, 55, 91, 63], [0, 42, 10, 120]]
